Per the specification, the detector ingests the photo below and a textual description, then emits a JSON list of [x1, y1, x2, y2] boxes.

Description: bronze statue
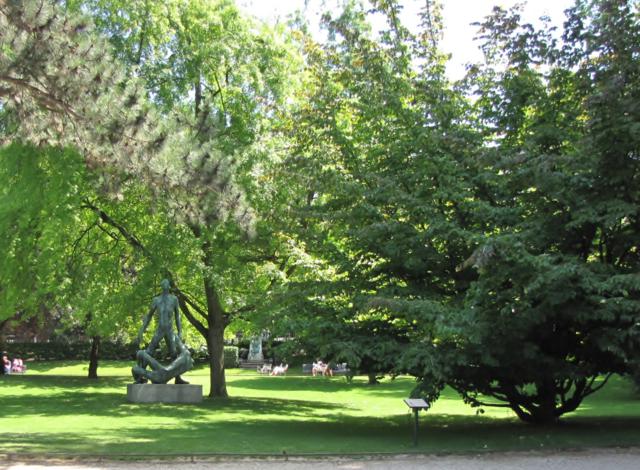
[[133, 279, 193, 384], [132, 333, 194, 384], [137, 279, 181, 356]]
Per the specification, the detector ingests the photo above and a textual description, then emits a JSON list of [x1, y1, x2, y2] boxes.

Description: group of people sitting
[[312, 359, 333, 377], [256, 359, 334, 376], [2, 353, 26, 374], [258, 363, 289, 376], [270, 364, 288, 376]]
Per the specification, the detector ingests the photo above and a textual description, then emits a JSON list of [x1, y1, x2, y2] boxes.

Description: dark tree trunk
[[497, 376, 602, 425], [208, 324, 227, 397], [188, 225, 230, 398], [532, 379, 559, 424], [88, 335, 100, 379], [195, 78, 202, 116], [202, 240, 229, 398], [507, 379, 568, 425], [0, 320, 6, 375], [368, 373, 379, 385]]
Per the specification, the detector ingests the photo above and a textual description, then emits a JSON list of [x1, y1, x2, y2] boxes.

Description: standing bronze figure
[[133, 279, 193, 384]]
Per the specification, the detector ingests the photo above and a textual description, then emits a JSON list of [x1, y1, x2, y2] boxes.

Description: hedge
[[223, 346, 239, 368], [2, 341, 136, 361], [2, 342, 240, 369]]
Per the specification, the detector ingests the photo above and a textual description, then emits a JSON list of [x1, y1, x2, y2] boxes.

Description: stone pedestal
[[127, 383, 203, 403]]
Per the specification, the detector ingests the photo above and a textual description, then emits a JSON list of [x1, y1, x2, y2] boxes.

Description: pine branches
[[0, 0, 254, 232]]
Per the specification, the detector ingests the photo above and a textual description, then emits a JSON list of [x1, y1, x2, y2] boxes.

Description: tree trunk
[[189, 225, 229, 398], [508, 380, 560, 425], [202, 242, 229, 397], [368, 373, 379, 385], [88, 335, 100, 379], [195, 78, 202, 116], [530, 379, 559, 425], [0, 321, 6, 375], [208, 324, 227, 397]]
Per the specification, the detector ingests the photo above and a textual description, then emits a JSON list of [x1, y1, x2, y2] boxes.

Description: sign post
[[403, 398, 429, 446]]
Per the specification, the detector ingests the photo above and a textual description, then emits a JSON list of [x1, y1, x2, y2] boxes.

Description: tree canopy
[[270, 0, 640, 423]]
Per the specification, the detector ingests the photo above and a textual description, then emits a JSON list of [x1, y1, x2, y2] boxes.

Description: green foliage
[[276, 0, 477, 382], [0, 143, 87, 320], [2, 0, 306, 396], [0, 142, 186, 341], [0, 0, 254, 229], [222, 345, 239, 368], [2, 0, 639, 420]]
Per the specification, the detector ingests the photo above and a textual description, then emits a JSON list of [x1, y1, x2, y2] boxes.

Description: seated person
[[11, 358, 25, 373], [2, 355, 11, 374], [271, 364, 288, 376], [311, 360, 324, 376], [312, 359, 333, 377]]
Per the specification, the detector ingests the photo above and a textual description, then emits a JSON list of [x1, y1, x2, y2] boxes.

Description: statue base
[[127, 383, 203, 404]]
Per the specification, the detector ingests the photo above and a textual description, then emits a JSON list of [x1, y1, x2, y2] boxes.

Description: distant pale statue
[[133, 279, 193, 384], [248, 335, 263, 361]]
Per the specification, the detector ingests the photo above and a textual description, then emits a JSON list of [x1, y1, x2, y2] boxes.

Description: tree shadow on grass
[[195, 396, 345, 417], [1, 414, 414, 455], [1, 374, 129, 389], [4, 374, 640, 456], [4, 413, 640, 456], [24, 360, 133, 374], [229, 376, 393, 394], [340, 379, 417, 396], [417, 414, 640, 454], [0, 377, 345, 421]]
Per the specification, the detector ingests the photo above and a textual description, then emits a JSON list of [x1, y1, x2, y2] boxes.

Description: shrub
[[190, 345, 239, 369], [224, 346, 239, 368]]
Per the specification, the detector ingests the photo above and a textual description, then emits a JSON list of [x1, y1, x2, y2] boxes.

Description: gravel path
[[2, 448, 639, 470]]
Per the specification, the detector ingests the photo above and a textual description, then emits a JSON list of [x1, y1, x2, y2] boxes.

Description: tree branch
[[0, 75, 81, 119], [177, 294, 207, 338], [81, 200, 150, 257], [213, 73, 226, 115], [584, 373, 613, 397], [174, 287, 208, 320]]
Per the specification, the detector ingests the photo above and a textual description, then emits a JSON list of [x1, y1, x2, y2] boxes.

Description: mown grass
[[1, 361, 639, 456]]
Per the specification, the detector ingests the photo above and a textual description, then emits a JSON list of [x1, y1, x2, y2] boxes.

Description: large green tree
[[285, 0, 640, 424], [1, 0, 306, 395], [68, 0, 306, 397], [276, 0, 480, 380], [426, 0, 640, 424]]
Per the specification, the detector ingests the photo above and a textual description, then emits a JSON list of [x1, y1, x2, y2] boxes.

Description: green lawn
[[1, 361, 639, 456]]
